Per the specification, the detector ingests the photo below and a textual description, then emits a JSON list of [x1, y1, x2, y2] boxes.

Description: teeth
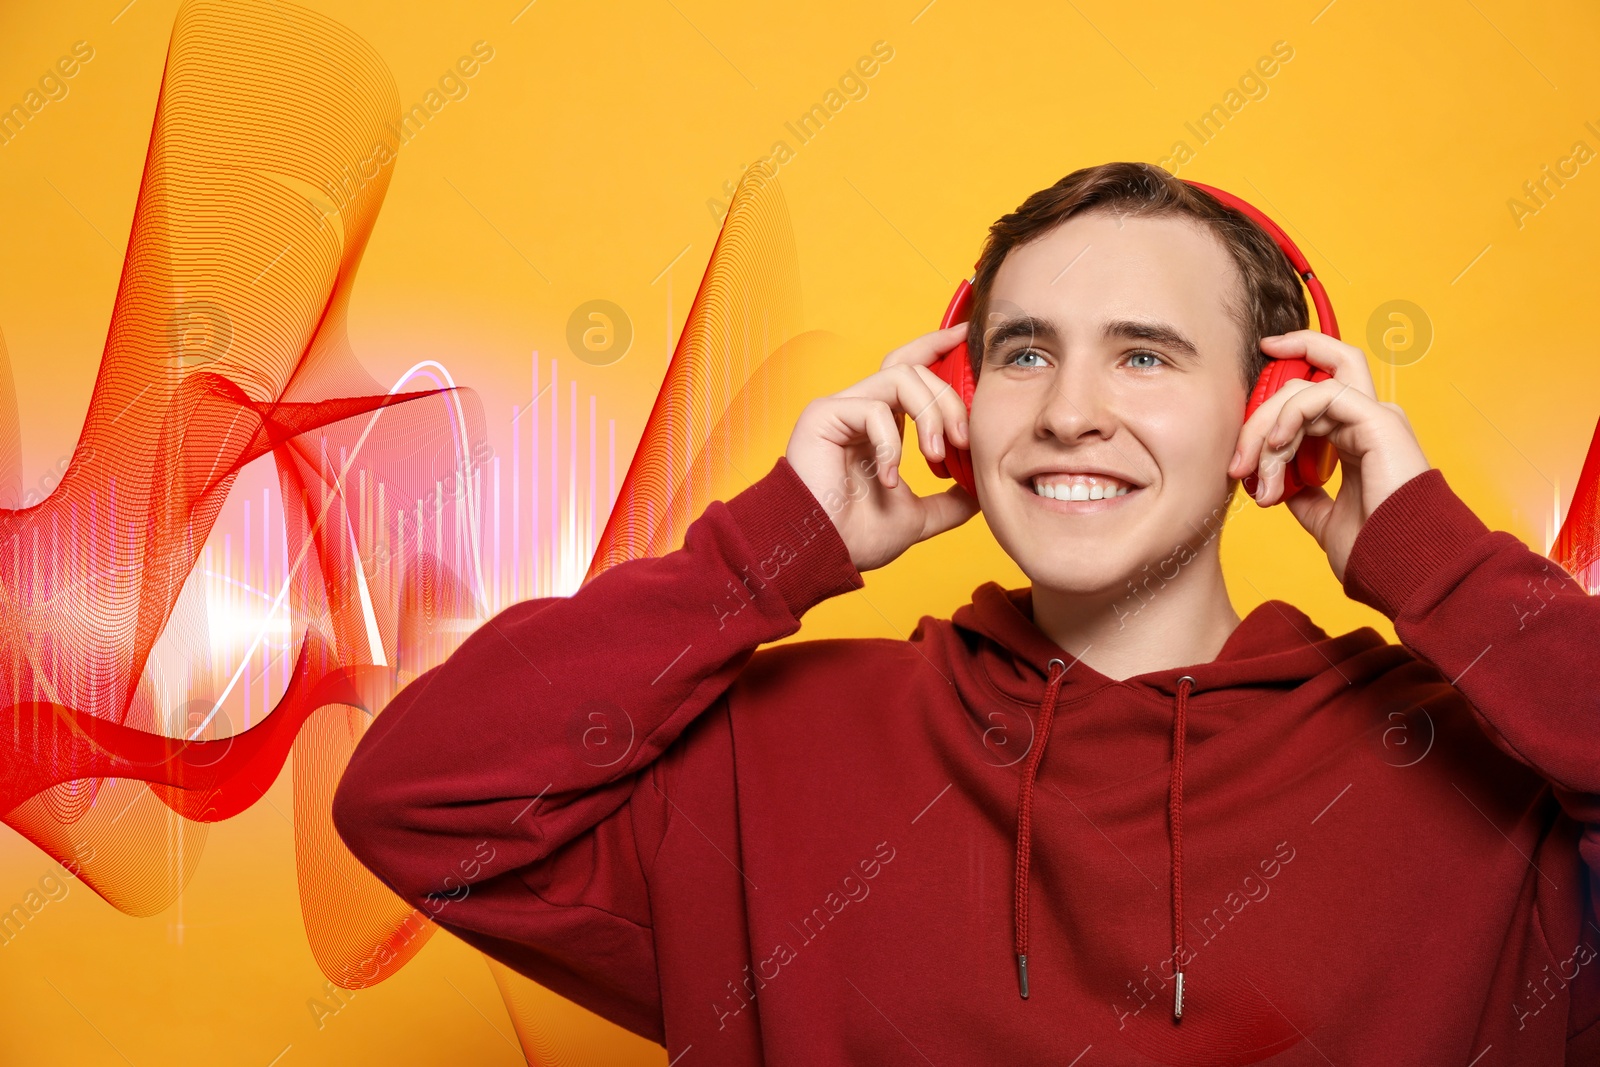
[[1031, 474, 1135, 500]]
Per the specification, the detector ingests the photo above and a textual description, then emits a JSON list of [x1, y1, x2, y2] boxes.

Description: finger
[[1283, 481, 1335, 538], [908, 362, 969, 448], [1251, 434, 1301, 507], [840, 363, 950, 465], [1232, 374, 1378, 482], [890, 363, 949, 463], [916, 483, 981, 540], [1242, 425, 1297, 506], [880, 323, 970, 371], [1232, 376, 1316, 480], [1244, 379, 1358, 503], [813, 396, 905, 489], [861, 400, 904, 488], [1245, 375, 1390, 503], [1259, 329, 1378, 401], [1266, 376, 1390, 454], [1265, 377, 1358, 451]]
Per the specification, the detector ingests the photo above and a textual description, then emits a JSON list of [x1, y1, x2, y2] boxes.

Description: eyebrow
[[984, 315, 1200, 362], [983, 315, 1056, 356], [1104, 318, 1199, 360]]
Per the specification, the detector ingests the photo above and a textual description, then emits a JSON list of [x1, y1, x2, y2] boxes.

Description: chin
[[988, 521, 1138, 594], [1021, 556, 1142, 600]]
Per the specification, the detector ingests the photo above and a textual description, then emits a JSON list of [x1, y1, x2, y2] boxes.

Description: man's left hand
[[1226, 330, 1432, 584]]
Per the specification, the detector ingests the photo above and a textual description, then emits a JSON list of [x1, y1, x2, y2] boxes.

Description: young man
[[332, 163, 1600, 1065]]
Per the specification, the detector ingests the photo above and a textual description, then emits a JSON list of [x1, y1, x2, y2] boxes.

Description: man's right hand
[[785, 324, 981, 574]]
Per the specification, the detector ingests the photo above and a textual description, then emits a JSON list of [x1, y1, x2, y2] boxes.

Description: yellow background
[[1, 0, 1595, 1062]]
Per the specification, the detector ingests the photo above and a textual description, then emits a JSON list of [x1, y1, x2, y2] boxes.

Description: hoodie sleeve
[[1340, 467, 1600, 929], [330, 455, 863, 1044]]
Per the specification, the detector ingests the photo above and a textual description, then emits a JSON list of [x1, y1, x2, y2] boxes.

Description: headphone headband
[[1180, 179, 1340, 339], [952, 180, 1339, 342]]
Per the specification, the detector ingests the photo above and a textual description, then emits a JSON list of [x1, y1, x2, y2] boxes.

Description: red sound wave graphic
[[0, 0, 813, 1050], [0, 0, 490, 974], [587, 156, 803, 576], [1553, 415, 1600, 591]]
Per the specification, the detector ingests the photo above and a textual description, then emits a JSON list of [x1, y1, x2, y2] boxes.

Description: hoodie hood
[[924, 581, 1392, 1019]]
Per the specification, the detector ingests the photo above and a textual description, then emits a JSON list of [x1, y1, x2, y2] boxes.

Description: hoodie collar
[[951, 582, 1371, 705]]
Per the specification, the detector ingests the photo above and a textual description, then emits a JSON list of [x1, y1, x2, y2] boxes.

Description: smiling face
[[968, 209, 1251, 598]]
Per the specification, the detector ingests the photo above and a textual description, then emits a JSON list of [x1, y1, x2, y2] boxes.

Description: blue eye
[[1006, 348, 1047, 368], [1126, 350, 1164, 369]]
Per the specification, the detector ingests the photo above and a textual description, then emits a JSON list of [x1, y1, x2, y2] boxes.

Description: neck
[[1030, 553, 1241, 682]]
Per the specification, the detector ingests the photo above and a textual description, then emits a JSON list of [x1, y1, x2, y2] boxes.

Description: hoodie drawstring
[[1012, 663, 1197, 1025], [1013, 656, 1067, 999], [1170, 674, 1195, 1021]]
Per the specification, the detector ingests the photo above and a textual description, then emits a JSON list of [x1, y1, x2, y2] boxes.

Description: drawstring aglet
[[1173, 970, 1184, 1021], [1016, 953, 1029, 999]]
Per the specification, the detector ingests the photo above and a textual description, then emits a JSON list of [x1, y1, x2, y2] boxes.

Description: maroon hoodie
[[332, 455, 1600, 1065]]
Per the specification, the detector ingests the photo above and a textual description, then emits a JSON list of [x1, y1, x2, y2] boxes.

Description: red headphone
[[921, 179, 1339, 505]]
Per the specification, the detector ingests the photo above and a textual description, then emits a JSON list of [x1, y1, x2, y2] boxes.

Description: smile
[[1027, 474, 1142, 512]]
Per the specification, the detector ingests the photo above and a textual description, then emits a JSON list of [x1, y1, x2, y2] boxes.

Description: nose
[[1036, 356, 1117, 444]]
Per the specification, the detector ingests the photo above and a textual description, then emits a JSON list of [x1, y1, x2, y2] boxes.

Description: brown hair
[[966, 162, 1308, 387]]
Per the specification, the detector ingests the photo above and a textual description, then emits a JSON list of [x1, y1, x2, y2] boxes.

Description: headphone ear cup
[[1289, 438, 1338, 497], [947, 441, 976, 499], [922, 339, 979, 499], [1243, 361, 1337, 500], [1244, 357, 1310, 419]]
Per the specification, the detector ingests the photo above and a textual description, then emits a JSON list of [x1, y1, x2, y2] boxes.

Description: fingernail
[[932, 432, 944, 458], [1229, 449, 1241, 473]]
